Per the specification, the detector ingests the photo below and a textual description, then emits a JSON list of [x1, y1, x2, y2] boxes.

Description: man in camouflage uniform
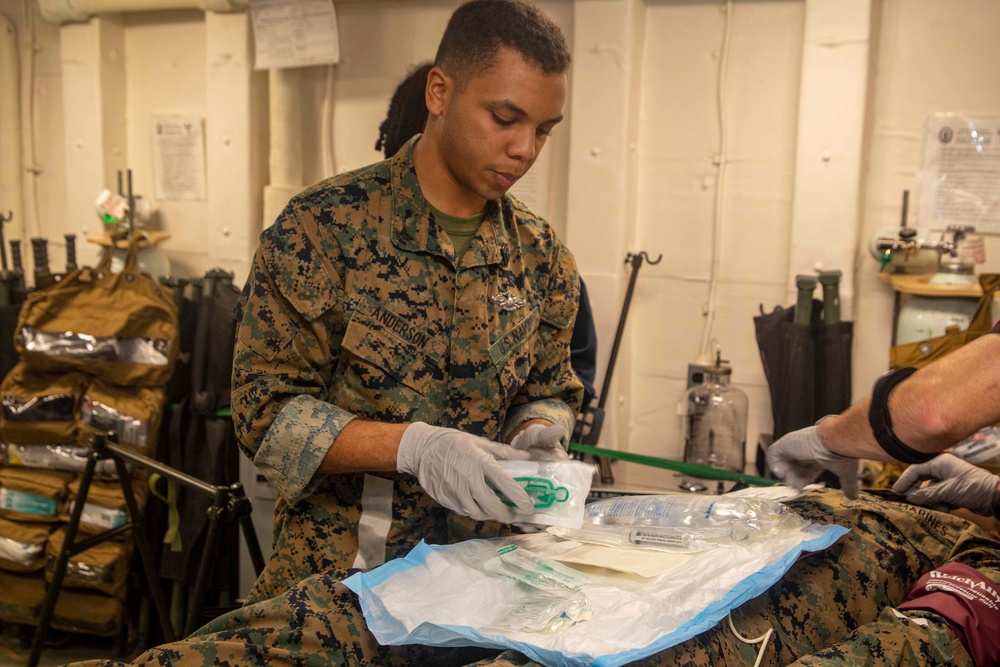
[[73, 488, 998, 666], [231, 0, 582, 603]]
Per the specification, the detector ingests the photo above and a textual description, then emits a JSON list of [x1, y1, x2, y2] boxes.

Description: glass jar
[[682, 360, 748, 474]]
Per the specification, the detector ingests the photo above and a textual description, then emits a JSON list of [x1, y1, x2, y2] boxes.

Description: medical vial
[[681, 350, 748, 474]]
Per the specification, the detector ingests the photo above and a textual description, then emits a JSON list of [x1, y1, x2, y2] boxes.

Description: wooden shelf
[[877, 271, 992, 298], [86, 231, 171, 249]]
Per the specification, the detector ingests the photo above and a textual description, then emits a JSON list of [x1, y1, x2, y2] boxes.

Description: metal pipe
[[818, 270, 841, 325], [38, 0, 248, 25], [598, 252, 662, 409], [107, 441, 219, 496], [794, 275, 816, 326]]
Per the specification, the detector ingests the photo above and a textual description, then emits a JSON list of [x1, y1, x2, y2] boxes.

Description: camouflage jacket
[[232, 137, 584, 506]]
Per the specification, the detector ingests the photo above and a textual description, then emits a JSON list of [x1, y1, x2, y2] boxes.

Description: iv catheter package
[[562, 494, 808, 551], [494, 460, 595, 528], [344, 507, 847, 667]]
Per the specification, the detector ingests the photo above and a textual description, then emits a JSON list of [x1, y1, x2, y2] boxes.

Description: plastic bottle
[[583, 494, 805, 543], [682, 348, 748, 474]]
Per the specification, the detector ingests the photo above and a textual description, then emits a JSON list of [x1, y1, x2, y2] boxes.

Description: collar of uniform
[[389, 135, 509, 267]]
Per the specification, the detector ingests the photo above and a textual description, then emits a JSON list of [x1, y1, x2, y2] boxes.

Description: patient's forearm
[[819, 334, 1000, 460]]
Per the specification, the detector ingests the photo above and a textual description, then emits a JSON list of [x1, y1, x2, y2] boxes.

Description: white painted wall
[[5, 0, 1000, 482], [0, 1, 66, 272]]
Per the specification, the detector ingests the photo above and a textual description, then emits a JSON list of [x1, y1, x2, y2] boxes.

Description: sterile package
[[584, 494, 806, 544], [345, 521, 848, 667], [496, 460, 595, 528], [488, 590, 592, 634], [485, 544, 590, 591]]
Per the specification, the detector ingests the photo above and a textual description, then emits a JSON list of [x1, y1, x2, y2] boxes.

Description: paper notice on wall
[[916, 114, 1000, 234], [249, 0, 340, 70], [150, 114, 206, 201], [508, 144, 551, 220]]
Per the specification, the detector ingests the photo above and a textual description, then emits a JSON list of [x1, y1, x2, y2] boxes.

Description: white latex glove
[[397, 422, 534, 521], [766, 425, 859, 500], [509, 423, 569, 462], [893, 454, 1000, 516]]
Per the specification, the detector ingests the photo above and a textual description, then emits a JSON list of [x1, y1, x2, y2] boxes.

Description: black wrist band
[[868, 366, 935, 464]]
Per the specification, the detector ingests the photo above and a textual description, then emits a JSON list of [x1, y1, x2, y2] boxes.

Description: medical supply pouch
[[0, 569, 45, 624], [0, 363, 87, 445], [14, 233, 178, 387], [46, 527, 131, 595], [496, 460, 594, 528], [344, 522, 848, 667], [2, 442, 118, 477], [0, 467, 73, 522], [0, 517, 50, 572], [63, 475, 146, 536], [78, 379, 164, 453], [51, 587, 124, 636], [0, 569, 122, 635]]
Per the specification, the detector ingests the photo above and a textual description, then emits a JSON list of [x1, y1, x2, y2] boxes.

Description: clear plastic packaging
[[2, 443, 118, 477], [18, 326, 169, 366], [547, 523, 712, 553], [80, 397, 150, 451], [65, 499, 128, 530], [495, 460, 595, 528], [950, 426, 1000, 464], [485, 545, 590, 591], [489, 590, 592, 634], [583, 494, 806, 543], [0, 536, 43, 566]]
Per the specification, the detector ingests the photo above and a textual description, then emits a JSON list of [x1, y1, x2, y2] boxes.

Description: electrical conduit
[[37, 0, 247, 24]]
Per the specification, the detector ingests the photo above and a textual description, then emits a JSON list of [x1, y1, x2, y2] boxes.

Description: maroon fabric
[[898, 561, 1000, 667], [991, 318, 1000, 334]]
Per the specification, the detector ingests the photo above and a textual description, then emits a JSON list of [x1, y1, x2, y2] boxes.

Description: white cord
[[727, 612, 774, 667], [321, 63, 336, 178], [697, 0, 735, 361], [21, 0, 42, 237]]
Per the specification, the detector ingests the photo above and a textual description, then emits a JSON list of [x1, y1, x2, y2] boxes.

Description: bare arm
[[317, 420, 409, 474], [818, 333, 1000, 460]]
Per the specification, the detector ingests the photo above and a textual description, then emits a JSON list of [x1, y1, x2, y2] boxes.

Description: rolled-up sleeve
[[501, 242, 584, 444], [232, 204, 354, 504]]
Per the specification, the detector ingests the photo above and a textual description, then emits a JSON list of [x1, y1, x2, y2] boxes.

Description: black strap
[[868, 366, 934, 464]]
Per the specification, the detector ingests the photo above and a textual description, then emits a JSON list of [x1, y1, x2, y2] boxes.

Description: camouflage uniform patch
[[69, 490, 991, 666], [231, 136, 583, 601]]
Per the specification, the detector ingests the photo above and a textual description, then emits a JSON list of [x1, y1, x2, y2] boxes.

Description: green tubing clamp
[[568, 442, 779, 487], [497, 476, 571, 509]]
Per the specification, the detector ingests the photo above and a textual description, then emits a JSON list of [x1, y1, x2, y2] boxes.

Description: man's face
[[429, 47, 567, 207]]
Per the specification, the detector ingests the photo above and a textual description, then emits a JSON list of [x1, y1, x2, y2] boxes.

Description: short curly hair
[[434, 0, 571, 87]]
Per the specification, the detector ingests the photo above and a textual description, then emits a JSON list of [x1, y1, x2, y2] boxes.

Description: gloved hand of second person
[[766, 424, 859, 499], [893, 454, 1000, 516], [509, 423, 569, 461], [397, 422, 534, 522]]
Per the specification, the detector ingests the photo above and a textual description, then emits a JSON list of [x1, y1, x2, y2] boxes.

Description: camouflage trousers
[[69, 489, 993, 667]]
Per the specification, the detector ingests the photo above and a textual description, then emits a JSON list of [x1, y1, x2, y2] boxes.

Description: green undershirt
[[428, 202, 486, 261]]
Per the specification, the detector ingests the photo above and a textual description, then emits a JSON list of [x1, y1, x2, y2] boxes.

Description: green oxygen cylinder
[[794, 275, 817, 325], [818, 270, 842, 325]]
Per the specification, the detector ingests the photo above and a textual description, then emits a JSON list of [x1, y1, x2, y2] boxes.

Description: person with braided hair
[[375, 62, 434, 159]]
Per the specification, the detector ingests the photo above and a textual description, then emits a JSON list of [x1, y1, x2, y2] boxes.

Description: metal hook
[[625, 251, 664, 267]]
